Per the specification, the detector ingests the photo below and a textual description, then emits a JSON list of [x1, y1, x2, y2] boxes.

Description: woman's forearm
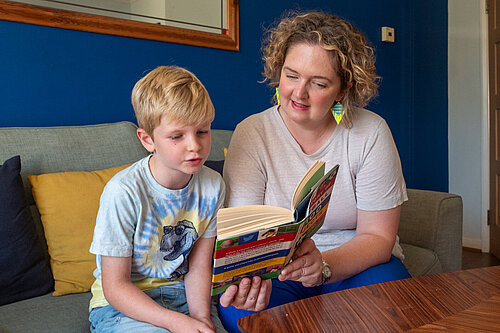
[[323, 233, 395, 283]]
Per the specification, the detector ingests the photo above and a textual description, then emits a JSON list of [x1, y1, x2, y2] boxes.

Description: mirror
[[0, 0, 239, 51]]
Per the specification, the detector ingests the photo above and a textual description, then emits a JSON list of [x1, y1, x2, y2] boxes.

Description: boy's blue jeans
[[218, 256, 411, 333], [89, 282, 188, 333]]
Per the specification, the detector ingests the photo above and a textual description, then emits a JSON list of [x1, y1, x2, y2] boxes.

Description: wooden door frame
[[483, 0, 491, 253], [487, 0, 500, 256]]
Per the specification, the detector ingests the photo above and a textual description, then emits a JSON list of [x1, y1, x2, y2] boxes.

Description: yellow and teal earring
[[331, 101, 344, 125], [275, 87, 280, 105]]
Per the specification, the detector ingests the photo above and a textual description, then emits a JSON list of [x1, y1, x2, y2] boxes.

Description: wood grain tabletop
[[237, 265, 500, 332]]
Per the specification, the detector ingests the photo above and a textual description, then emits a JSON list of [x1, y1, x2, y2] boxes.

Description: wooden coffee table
[[237, 265, 500, 332]]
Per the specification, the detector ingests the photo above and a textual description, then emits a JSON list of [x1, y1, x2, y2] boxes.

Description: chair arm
[[398, 189, 463, 272]]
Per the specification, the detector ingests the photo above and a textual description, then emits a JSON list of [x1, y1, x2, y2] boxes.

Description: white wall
[[448, 0, 489, 251]]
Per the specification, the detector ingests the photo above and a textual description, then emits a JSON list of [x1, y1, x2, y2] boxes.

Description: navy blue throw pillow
[[0, 156, 53, 305], [204, 160, 224, 176]]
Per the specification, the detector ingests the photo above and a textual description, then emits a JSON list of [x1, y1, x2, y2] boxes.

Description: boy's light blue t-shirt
[[89, 156, 225, 308]]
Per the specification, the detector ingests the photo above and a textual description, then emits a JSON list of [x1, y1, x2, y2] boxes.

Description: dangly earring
[[331, 101, 345, 125], [275, 87, 280, 105]]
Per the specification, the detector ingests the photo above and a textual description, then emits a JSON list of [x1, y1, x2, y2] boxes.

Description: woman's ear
[[338, 81, 353, 101], [137, 128, 155, 153]]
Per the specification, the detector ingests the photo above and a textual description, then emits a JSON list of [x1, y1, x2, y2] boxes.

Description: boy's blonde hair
[[131, 66, 215, 136]]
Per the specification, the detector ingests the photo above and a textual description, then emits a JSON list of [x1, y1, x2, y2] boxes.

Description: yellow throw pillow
[[28, 164, 129, 296]]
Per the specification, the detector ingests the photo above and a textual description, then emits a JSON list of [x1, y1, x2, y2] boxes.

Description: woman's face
[[278, 43, 345, 126]]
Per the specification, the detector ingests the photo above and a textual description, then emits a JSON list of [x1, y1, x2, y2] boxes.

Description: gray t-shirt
[[223, 106, 406, 258]]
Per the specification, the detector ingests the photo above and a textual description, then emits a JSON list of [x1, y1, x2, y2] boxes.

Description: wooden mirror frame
[[0, 0, 239, 51]]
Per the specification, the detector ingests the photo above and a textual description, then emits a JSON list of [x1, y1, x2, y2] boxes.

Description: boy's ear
[[137, 128, 155, 153]]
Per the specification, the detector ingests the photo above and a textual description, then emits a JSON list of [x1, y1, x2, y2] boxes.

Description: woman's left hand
[[278, 239, 324, 287]]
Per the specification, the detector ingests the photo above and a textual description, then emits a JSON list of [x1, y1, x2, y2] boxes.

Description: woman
[[218, 11, 411, 332]]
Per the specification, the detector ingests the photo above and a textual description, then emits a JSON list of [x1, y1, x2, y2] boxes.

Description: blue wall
[[0, 0, 448, 191]]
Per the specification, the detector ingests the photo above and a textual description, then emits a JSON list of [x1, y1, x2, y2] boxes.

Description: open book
[[211, 161, 339, 295]]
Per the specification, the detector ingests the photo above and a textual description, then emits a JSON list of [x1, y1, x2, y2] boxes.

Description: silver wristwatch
[[321, 258, 332, 284]]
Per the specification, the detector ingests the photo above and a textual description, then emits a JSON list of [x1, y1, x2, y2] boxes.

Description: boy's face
[[137, 116, 212, 189]]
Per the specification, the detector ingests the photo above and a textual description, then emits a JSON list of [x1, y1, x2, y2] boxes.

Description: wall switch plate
[[381, 26, 395, 43]]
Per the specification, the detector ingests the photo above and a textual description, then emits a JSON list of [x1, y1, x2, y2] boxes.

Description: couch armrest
[[398, 189, 463, 273]]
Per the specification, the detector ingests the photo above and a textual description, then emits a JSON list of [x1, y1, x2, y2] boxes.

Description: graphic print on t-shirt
[[132, 197, 200, 279], [160, 220, 198, 278]]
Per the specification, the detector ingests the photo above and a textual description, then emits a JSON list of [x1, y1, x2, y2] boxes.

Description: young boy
[[89, 66, 225, 333]]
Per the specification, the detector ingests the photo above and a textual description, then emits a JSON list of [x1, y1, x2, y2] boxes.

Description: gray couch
[[0, 121, 462, 333]]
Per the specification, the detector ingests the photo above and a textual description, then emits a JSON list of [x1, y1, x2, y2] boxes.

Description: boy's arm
[[184, 237, 216, 329], [101, 256, 214, 333]]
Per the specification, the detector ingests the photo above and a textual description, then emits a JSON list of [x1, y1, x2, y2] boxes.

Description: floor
[[462, 248, 500, 270]]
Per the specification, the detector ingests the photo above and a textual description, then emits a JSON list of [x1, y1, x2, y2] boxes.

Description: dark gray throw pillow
[[204, 160, 224, 176], [0, 155, 53, 305]]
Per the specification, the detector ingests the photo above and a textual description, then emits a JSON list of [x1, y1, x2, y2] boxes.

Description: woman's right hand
[[278, 238, 325, 287], [219, 276, 272, 311]]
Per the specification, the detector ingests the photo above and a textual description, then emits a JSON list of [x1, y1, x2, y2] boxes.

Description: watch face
[[322, 260, 332, 283], [323, 265, 332, 277]]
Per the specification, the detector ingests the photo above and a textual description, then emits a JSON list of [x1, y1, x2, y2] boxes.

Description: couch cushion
[[0, 156, 53, 305], [0, 122, 148, 207], [0, 122, 150, 262], [400, 243, 443, 277], [0, 292, 228, 333], [28, 164, 129, 296], [0, 292, 92, 333]]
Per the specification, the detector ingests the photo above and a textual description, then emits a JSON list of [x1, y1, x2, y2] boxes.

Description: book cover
[[211, 162, 339, 295]]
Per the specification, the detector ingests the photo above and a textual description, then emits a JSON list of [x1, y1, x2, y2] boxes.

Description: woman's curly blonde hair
[[262, 11, 380, 128]]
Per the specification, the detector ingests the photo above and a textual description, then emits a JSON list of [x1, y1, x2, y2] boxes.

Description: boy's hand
[[171, 315, 215, 333], [190, 315, 215, 332], [219, 276, 271, 311]]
